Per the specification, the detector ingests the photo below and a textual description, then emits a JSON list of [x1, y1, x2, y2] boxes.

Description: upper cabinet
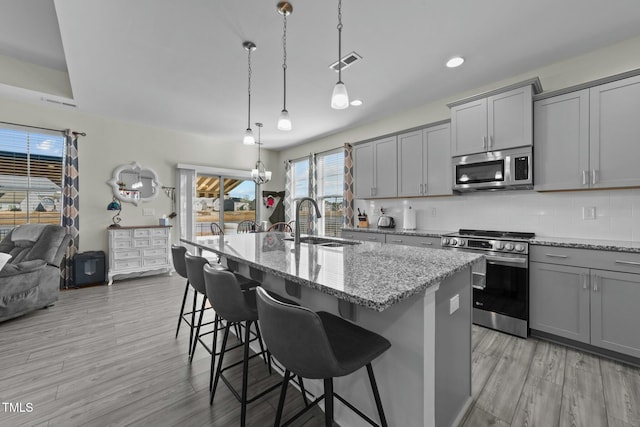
[[397, 123, 452, 197], [450, 84, 534, 157], [534, 73, 640, 191], [353, 136, 397, 199]]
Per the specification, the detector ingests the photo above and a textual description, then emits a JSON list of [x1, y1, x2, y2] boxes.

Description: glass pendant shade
[[243, 128, 255, 145], [251, 161, 272, 184], [331, 81, 349, 109], [277, 109, 292, 131]]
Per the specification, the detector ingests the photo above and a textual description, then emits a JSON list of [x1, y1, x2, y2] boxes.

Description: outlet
[[431, 208, 437, 217], [582, 206, 596, 220], [143, 208, 155, 216], [449, 294, 460, 315]]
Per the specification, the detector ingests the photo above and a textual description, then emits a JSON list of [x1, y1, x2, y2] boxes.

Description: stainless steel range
[[441, 229, 535, 338]]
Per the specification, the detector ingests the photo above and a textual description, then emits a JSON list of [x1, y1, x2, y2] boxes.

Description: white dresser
[[107, 226, 172, 285]]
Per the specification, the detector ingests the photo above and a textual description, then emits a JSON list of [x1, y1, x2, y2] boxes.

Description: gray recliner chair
[[0, 224, 72, 322]]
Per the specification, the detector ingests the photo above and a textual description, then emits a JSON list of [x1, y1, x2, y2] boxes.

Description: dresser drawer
[[112, 249, 141, 260], [143, 248, 167, 257], [151, 238, 168, 246], [531, 245, 640, 274], [114, 259, 142, 270], [133, 239, 151, 248], [111, 229, 132, 239], [151, 228, 168, 237], [133, 229, 151, 238], [112, 239, 132, 249], [143, 257, 169, 267]]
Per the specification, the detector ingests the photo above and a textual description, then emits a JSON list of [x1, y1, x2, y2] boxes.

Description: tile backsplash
[[354, 188, 640, 241]]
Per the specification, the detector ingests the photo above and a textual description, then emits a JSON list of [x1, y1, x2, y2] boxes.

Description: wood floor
[[2, 274, 640, 427]]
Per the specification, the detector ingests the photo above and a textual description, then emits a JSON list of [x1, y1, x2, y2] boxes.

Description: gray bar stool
[[256, 287, 391, 427], [204, 265, 308, 427]]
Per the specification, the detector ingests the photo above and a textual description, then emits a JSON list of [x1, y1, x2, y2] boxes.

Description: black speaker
[[73, 251, 106, 287]]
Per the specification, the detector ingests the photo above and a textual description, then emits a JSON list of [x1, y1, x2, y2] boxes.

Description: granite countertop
[[531, 236, 640, 253], [341, 227, 454, 238], [184, 232, 482, 312]]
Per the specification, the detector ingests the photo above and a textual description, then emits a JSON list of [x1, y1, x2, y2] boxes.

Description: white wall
[[0, 96, 283, 253], [279, 35, 640, 242]]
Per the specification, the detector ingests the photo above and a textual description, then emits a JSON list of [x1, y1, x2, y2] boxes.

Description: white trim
[[176, 163, 252, 180]]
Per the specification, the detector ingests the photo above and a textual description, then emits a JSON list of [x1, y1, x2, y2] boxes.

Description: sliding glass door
[[194, 175, 256, 235]]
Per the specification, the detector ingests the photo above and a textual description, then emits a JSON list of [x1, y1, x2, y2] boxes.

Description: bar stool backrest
[[171, 245, 188, 279], [203, 265, 256, 323], [184, 253, 209, 295], [256, 287, 339, 379]]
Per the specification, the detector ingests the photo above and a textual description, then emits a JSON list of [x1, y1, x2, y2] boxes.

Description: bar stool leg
[[176, 280, 190, 338], [366, 363, 388, 427], [209, 314, 220, 392], [188, 291, 197, 356], [297, 377, 309, 407], [211, 323, 231, 404], [254, 323, 271, 372], [190, 297, 207, 363], [240, 320, 251, 427], [324, 378, 334, 427], [274, 369, 291, 427]]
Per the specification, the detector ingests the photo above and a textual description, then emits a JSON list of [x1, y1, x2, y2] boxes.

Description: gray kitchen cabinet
[[530, 262, 590, 343], [397, 123, 452, 197], [589, 74, 640, 189], [450, 85, 533, 156], [534, 90, 589, 191], [385, 235, 441, 248], [534, 73, 640, 191], [353, 136, 397, 199], [340, 230, 385, 243], [530, 245, 640, 358]]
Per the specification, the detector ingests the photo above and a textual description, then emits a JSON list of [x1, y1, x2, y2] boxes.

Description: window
[[292, 158, 310, 199], [0, 126, 66, 239], [317, 150, 344, 236]]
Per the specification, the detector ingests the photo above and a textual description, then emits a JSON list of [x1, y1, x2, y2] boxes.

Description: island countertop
[[183, 232, 482, 312]]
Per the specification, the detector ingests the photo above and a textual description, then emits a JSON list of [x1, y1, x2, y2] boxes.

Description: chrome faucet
[[295, 197, 322, 245]]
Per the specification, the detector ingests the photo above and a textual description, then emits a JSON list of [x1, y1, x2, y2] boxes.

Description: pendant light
[[251, 123, 272, 184], [331, 0, 349, 109], [277, 2, 293, 131], [242, 41, 257, 144]]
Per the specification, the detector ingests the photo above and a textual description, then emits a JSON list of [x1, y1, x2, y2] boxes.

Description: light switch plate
[[143, 208, 155, 216], [582, 206, 596, 220], [449, 294, 460, 315]]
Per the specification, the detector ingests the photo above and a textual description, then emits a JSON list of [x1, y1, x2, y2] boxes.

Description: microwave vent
[[329, 51, 362, 72]]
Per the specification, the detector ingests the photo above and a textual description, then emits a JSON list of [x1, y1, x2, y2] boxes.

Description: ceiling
[[2, 1, 640, 150]]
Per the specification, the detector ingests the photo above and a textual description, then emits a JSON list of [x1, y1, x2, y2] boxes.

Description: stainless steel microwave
[[452, 147, 532, 192]]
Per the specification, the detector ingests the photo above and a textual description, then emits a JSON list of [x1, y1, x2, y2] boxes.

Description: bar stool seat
[[256, 287, 391, 427]]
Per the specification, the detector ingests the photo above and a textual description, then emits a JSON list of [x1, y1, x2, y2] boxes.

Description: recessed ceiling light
[[350, 99, 363, 106], [446, 56, 465, 68]]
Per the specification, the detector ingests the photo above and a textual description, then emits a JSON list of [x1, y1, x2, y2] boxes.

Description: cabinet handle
[[592, 169, 598, 185], [391, 239, 403, 243], [489, 135, 493, 148], [593, 275, 598, 292], [545, 253, 568, 258], [370, 188, 374, 196], [367, 237, 378, 241], [419, 184, 423, 194], [420, 242, 433, 246], [582, 170, 587, 185], [615, 260, 640, 266], [482, 136, 487, 150], [582, 274, 588, 290]]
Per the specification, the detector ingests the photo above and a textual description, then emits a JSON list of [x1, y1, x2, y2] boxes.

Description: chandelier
[[251, 123, 272, 184]]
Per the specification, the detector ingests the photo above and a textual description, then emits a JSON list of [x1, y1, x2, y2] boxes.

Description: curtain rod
[[0, 120, 86, 137]]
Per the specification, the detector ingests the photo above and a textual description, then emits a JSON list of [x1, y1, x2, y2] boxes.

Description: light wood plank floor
[[462, 324, 640, 427], [2, 274, 640, 426]]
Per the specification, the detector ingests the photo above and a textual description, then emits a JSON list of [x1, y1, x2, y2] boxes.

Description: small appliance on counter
[[377, 207, 395, 228], [403, 205, 416, 230]]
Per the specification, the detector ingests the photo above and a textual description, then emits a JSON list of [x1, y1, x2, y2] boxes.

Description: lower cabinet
[[530, 259, 640, 358], [340, 230, 385, 243], [385, 235, 441, 248]]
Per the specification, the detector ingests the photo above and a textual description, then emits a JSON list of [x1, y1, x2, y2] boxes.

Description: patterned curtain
[[62, 130, 80, 288], [343, 143, 354, 227], [283, 161, 292, 222]]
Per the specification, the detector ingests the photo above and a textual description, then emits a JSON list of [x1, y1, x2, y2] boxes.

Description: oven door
[[473, 254, 528, 320]]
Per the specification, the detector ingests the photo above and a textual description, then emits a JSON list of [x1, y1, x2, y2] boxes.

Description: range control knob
[[494, 241, 504, 250], [458, 240, 465, 247], [504, 243, 514, 251], [450, 238, 458, 246], [515, 244, 525, 252], [442, 238, 450, 245]]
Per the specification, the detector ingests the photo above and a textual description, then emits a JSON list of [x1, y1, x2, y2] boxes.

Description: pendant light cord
[[282, 13, 288, 110], [247, 48, 253, 130], [337, 0, 343, 84]]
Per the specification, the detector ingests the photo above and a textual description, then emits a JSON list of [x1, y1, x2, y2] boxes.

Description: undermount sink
[[283, 236, 360, 247]]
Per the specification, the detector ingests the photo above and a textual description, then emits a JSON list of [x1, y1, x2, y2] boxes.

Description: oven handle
[[485, 255, 528, 266]]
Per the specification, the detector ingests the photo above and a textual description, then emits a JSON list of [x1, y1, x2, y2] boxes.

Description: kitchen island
[[182, 232, 482, 427]]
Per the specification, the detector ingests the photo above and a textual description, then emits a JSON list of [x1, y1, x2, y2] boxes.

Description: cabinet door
[[590, 269, 640, 358], [424, 123, 452, 196], [372, 136, 397, 198], [397, 130, 423, 197], [529, 262, 590, 344], [488, 85, 533, 151], [533, 90, 590, 191], [385, 235, 440, 248], [590, 74, 640, 189], [450, 98, 487, 156], [353, 142, 374, 198], [340, 230, 385, 243]]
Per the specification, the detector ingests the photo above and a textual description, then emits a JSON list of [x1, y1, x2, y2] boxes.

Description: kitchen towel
[[403, 206, 416, 230]]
